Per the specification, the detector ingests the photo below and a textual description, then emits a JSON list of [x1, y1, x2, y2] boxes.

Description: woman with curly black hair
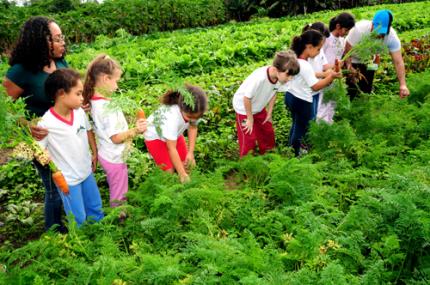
[[3, 16, 68, 232]]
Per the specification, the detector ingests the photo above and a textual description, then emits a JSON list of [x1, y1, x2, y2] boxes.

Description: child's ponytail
[[291, 30, 323, 57], [83, 54, 121, 105], [161, 84, 207, 115], [329, 12, 355, 32], [160, 90, 181, 105]]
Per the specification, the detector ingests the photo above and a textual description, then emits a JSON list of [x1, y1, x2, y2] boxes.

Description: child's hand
[[185, 152, 196, 172], [330, 70, 342, 79], [262, 114, 272, 124], [179, 173, 190, 183], [242, 118, 254, 134], [135, 119, 147, 134]]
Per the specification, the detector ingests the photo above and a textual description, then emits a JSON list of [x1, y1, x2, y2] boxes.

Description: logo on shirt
[[76, 125, 86, 134]]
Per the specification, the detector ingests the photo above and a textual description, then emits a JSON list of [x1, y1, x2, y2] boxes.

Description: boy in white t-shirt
[[233, 51, 300, 157], [344, 10, 409, 99], [38, 69, 104, 226]]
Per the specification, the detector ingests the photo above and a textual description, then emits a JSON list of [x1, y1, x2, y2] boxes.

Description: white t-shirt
[[323, 32, 346, 65], [144, 105, 190, 141], [308, 51, 328, 96], [286, 59, 319, 103], [232, 66, 286, 115], [346, 20, 401, 63], [90, 97, 129, 164], [38, 108, 92, 186]]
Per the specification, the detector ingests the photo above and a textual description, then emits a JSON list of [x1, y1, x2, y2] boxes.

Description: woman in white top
[[285, 30, 341, 156], [144, 84, 207, 183]]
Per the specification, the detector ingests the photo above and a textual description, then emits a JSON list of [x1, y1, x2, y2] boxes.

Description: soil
[[0, 148, 12, 165]]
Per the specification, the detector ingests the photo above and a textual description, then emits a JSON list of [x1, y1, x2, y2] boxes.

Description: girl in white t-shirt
[[302, 22, 331, 120], [285, 30, 341, 156], [83, 55, 147, 207], [319, 13, 355, 123], [38, 69, 104, 226], [144, 84, 207, 183]]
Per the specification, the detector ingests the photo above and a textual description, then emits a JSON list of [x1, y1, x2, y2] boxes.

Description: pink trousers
[[98, 155, 128, 207]]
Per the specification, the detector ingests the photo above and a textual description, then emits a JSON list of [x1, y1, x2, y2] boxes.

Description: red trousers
[[236, 109, 275, 157], [145, 135, 187, 170]]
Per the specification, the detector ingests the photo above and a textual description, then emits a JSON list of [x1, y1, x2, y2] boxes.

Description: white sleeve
[[346, 27, 360, 46], [238, 74, 261, 99], [83, 110, 92, 131], [387, 30, 401, 52], [161, 109, 181, 141], [96, 104, 126, 138], [104, 112, 126, 138], [302, 63, 319, 87]]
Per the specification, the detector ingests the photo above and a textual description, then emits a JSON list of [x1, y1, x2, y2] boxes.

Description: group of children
[[39, 12, 359, 226], [234, 12, 355, 157], [39, 56, 208, 225]]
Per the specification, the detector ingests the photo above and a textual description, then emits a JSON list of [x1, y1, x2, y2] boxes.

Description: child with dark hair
[[319, 12, 355, 123], [144, 84, 208, 183], [233, 50, 299, 157], [286, 30, 341, 156], [325, 12, 355, 65], [38, 68, 104, 226], [302, 22, 331, 120], [83, 54, 146, 207]]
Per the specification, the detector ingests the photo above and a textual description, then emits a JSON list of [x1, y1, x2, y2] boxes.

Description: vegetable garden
[[1, 1, 430, 284]]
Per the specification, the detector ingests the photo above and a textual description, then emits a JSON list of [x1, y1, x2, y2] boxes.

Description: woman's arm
[[2, 77, 23, 100]]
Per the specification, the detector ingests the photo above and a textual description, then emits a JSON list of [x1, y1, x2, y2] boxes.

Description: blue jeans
[[34, 160, 66, 232], [58, 174, 104, 227], [284, 92, 313, 156], [312, 93, 320, 120]]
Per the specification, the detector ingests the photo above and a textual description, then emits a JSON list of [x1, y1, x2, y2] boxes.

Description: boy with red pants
[[233, 51, 299, 157]]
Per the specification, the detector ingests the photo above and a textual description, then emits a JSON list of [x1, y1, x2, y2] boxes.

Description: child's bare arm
[[166, 139, 189, 182], [111, 129, 138, 144], [243, 97, 254, 134], [185, 125, 198, 169], [87, 130, 98, 171], [110, 119, 147, 144], [187, 125, 197, 154]]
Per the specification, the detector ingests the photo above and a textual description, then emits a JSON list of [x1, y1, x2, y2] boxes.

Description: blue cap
[[372, 10, 393, 35]]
